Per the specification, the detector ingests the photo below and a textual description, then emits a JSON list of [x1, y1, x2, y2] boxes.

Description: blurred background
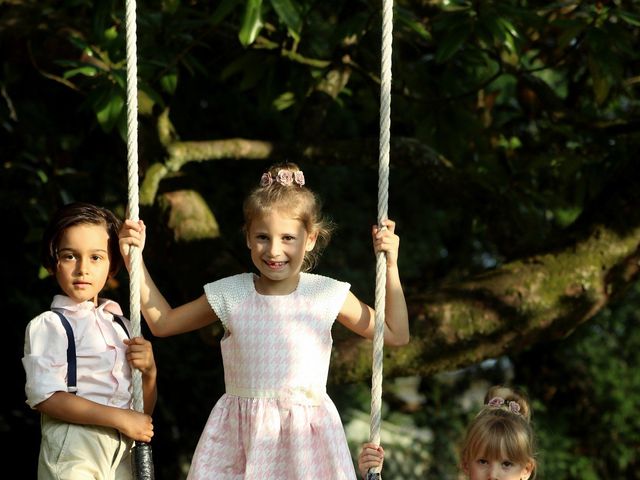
[[2, 1, 639, 478]]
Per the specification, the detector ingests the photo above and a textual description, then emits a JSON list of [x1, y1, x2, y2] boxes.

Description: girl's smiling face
[[246, 209, 317, 295], [55, 223, 112, 305]]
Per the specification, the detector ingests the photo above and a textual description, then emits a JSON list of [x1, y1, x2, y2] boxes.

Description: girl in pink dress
[[120, 162, 410, 479]]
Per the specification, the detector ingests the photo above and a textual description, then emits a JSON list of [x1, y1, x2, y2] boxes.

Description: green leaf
[[111, 70, 127, 90], [62, 66, 98, 79], [435, 22, 472, 63], [67, 35, 91, 53], [220, 53, 259, 81], [441, 0, 473, 13], [103, 26, 118, 42], [89, 86, 125, 133], [139, 83, 166, 113], [270, 0, 302, 38], [220, 52, 270, 91], [211, 0, 238, 25], [479, 13, 506, 43], [556, 21, 586, 50], [273, 91, 296, 111], [38, 266, 50, 280], [588, 54, 610, 105], [553, 206, 582, 228], [239, 0, 264, 47], [162, 0, 180, 14], [396, 6, 431, 42], [137, 89, 155, 116], [160, 72, 178, 95], [618, 10, 640, 27]]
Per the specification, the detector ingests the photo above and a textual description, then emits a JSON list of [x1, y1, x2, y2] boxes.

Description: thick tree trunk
[[328, 158, 640, 383], [329, 222, 640, 383]]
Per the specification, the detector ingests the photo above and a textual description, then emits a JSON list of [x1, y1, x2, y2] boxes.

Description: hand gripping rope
[[124, 0, 154, 477]]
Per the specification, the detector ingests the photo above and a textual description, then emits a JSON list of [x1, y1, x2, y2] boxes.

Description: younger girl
[[22, 202, 157, 479], [120, 162, 410, 479], [460, 385, 536, 480], [358, 385, 537, 480]]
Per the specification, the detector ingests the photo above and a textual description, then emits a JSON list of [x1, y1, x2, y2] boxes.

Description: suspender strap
[[51, 309, 131, 394], [52, 310, 78, 393], [113, 316, 131, 338]]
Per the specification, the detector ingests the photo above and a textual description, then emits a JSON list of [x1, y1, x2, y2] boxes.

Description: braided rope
[[124, 0, 143, 414], [368, 0, 393, 477]]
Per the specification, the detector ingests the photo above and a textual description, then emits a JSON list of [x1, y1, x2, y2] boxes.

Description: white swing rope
[[124, 0, 143, 414], [369, 0, 393, 475]]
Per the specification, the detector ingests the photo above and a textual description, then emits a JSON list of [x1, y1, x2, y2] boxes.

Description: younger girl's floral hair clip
[[260, 169, 305, 188], [487, 396, 521, 415]]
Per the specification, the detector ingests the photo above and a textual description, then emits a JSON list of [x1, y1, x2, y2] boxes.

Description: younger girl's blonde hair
[[242, 162, 334, 272], [460, 385, 538, 478]]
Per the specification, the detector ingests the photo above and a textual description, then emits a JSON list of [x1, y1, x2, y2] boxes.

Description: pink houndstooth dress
[[186, 272, 358, 480]]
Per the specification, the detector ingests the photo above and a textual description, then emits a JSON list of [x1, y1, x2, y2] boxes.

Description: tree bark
[[328, 158, 640, 383]]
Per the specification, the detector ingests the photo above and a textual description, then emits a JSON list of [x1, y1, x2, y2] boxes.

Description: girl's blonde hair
[[460, 385, 537, 478], [242, 162, 333, 272]]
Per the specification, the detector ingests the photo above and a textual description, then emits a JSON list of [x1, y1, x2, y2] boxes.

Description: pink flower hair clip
[[487, 396, 521, 415], [260, 169, 305, 187]]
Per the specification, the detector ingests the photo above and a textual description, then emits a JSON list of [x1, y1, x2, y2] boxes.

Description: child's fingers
[[373, 233, 400, 254], [362, 442, 382, 450], [120, 230, 142, 245], [372, 219, 397, 238], [360, 443, 384, 459], [374, 219, 395, 234], [119, 220, 146, 245], [125, 338, 153, 360], [122, 218, 145, 231], [382, 219, 396, 233]]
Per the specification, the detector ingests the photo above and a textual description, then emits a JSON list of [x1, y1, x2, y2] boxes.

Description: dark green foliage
[[519, 283, 640, 479]]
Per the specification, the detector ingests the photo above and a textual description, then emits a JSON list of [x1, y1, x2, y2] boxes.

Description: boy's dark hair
[[41, 202, 123, 276]]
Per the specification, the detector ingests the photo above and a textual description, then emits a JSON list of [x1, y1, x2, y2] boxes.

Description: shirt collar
[[51, 295, 124, 316]]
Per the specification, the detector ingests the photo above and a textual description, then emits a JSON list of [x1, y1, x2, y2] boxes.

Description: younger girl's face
[[464, 455, 533, 480], [55, 223, 112, 305], [246, 209, 316, 295]]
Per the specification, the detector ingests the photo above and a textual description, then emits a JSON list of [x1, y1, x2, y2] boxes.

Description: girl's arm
[[119, 219, 219, 337], [337, 219, 410, 347], [36, 392, 154, 442]]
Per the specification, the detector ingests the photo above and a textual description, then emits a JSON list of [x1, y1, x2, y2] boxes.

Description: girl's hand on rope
[[119, 219, 146, 271], [125, 336, 157, 379], [372, 219, 399, 267], [358, 443, 384, 479], [116, 408, 154, 443]]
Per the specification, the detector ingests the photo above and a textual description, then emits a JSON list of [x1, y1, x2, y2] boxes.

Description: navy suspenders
[[51, 310, 130, 394], [52, 311, 78, 393]]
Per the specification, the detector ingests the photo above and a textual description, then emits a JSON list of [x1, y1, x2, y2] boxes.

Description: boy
[[23, 202, 157, 479]]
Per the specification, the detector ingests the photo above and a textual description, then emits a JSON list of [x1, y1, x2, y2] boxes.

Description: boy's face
[[54, 223, 112, 305]]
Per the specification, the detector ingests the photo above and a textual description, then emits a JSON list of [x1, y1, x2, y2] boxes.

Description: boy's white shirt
[[23, 295, 132, 409]]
